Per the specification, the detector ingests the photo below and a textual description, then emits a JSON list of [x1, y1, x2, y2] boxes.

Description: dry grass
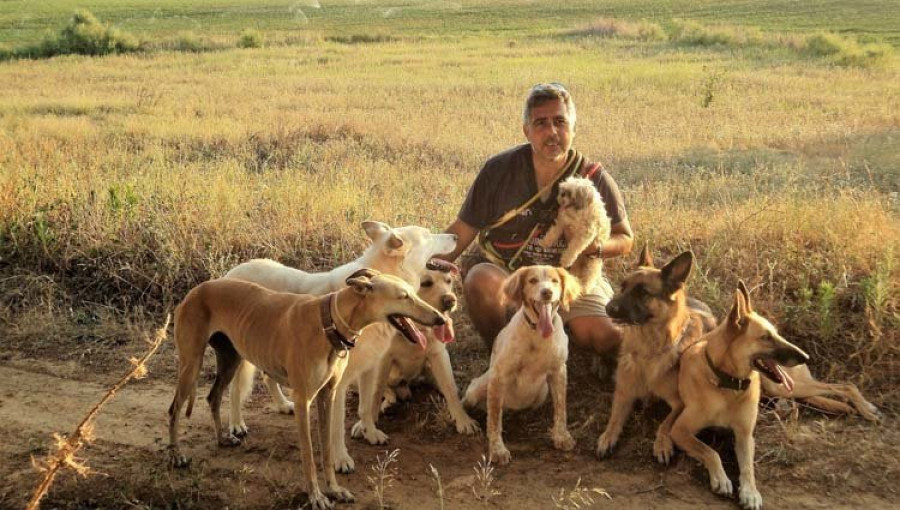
[[0, 6, 898, 507]]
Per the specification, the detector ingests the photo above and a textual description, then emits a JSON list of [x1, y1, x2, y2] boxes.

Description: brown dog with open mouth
[[167, 269, 446, 510], [672, 281, 809, 510]]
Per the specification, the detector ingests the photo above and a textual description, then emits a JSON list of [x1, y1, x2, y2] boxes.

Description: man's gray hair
[[522, 83, 577, 127]]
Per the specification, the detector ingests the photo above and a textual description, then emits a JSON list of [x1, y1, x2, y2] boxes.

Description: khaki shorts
[[460, 250, 613, 321]]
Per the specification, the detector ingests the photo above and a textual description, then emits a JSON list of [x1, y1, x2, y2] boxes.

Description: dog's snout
[[540, 288, 553, 300], [441, 294, 457, 311], [606, 299, 621, 318]]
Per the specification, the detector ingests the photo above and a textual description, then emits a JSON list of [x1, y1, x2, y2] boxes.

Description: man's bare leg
[[566, 315, 622, 355], [463, 262, 509, 349]]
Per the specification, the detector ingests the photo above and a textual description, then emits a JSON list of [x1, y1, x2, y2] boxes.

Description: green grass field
[[2, 0, 900, 45]]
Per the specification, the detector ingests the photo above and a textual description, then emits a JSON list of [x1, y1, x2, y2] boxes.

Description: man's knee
[[463, 263, 509, 348], [464, 263, 506, 299], [566, 316, 622, 355]]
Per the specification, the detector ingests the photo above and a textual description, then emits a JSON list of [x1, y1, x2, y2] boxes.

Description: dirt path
[[0, 356, 895, 510]]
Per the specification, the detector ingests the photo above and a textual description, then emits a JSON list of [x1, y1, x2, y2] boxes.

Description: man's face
[[523, 98, 574, 166]]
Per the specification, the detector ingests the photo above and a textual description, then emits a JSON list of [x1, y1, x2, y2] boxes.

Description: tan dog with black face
[[596, 250, 707, 463], [167, 270, 446, 510], [463, 265, 581, 465], [672, 282, 809, 510], [539, 176, 611, 292]]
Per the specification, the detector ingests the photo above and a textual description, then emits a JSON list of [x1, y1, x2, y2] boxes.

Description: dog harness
[[705, 348, 751, 392], [477, 150, 603, 271], [321, 293, 358, 353]]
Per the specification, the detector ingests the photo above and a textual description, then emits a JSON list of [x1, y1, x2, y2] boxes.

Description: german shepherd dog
[[672, 282, 809, 510], [596, 248, 711, 463]]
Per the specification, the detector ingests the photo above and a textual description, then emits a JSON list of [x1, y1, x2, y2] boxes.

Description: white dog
[[223, 220, 457, 473], [462, 265, 581, 465], [539, 176, 611, 292], [351, 264, 479, 441]]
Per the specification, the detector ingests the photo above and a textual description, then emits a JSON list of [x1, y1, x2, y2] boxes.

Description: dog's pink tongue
[[399, 316, 427, 350], [777, 365, 794, 393], [433, 317, 455, 344], [538, 303, 554, 338]]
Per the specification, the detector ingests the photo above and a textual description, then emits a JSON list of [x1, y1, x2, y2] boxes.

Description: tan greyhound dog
[[167, 269, 446, 510], [672, 282, 809, 510]]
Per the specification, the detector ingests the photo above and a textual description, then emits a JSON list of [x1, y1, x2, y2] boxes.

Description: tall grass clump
[[669, 19, 765, 47], [804, 32, 892, 67], [237, 29, 264, 49], [14, 9, 140, 59], [580, 18, 666, 41]]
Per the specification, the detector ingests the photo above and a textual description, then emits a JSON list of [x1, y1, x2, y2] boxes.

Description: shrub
[[16, 9, 140, 59], [172, 31, 208, 53], [804, 32, 893, 67], [804, 32, 848, 56], [670, 19, 766, 47], [238, 29, 264, 49], [583, 18, 666, 41]]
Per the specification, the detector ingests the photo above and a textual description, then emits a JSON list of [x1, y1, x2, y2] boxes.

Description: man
[[441, 82, 633, 355]]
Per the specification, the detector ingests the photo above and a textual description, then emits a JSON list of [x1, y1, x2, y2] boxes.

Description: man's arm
[[584, 218, 633, 260], [440, 218, 479, 263]]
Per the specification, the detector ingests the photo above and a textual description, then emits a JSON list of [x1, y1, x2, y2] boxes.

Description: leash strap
[[705, 348, 751, 392], [320, 293, 357, 353]]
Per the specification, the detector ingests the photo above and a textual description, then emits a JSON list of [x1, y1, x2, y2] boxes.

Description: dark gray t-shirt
[[458, 144, 627, 267]]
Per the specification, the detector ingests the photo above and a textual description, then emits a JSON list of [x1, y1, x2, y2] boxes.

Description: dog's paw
[[552, 428, 575, 452], [307, 488, 334, 510], [595, 432, 617, 458], [489, 444, 511, 465], [274, 401, 295, 415], [560, 253, 578, 269], [367, 428, 389, 445], [217, 432, 242, 447], [653, 434, 675, 465], [380, 391, 398, 413], [350, 421, 390, 445], [168, 448, 191, 469], [739, 485, 763, 510], [334, 451, 356, 474], [326, 485, 355, 503], [455, 414, 481, 435], [228, 421, 249, 438], [709, 469, 733, 497], [395, 384, 412, 401], [861, 402, 882, 422]]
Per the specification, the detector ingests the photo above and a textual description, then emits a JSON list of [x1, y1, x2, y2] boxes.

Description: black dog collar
[[321, 293, 357, 352], [705, 348, 751, 392]]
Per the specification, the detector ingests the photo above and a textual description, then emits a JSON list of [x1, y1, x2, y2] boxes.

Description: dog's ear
[[638, 243, 654, 268], [361, 221, 390, 242], [346, 275, 375, 295], [348, 268, 380, 281], [570, 183, 589, 210], [727, 285, 750, 332], [660, 251, 693, 294], [502, 268, 527, 308], [737, 280, 753, 313], [385, 232, 404, 250], [556, 267, 583, 311]]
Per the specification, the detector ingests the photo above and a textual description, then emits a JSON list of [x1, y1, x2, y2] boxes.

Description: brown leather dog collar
[[705, 348, 751, 392], [321, 293, 357, 352]]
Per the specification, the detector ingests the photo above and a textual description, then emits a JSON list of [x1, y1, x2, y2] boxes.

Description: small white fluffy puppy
[[539, 176, 611, 292], [463, 265, 582, 465]]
